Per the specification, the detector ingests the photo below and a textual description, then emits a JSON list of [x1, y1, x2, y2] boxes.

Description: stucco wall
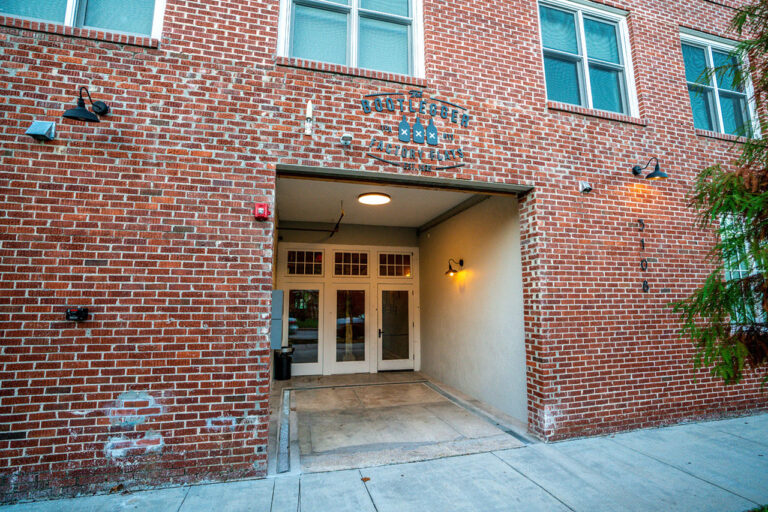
[[420, 196, 527, 423], [278, 222, 418, 246]]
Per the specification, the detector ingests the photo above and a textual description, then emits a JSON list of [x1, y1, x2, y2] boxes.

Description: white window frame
[[537, 0, 639, 117], [332, 249, 371, 277], [276, 0, 425, 78], [286, 248, 326, 277], [680, 29, 760, 137], [4, 0, 165, 39], [377, 251, 414, 278], [719, 216, 766, 325]]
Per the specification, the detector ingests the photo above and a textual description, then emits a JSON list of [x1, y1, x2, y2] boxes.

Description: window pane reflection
[[336, 290, 365, 362]]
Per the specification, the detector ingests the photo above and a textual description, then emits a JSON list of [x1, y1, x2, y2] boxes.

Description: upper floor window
[[538, 0, 637, 116], [0, 0, 165, 38], [279, 0, 423, 77], [681, 33, 755, 136]]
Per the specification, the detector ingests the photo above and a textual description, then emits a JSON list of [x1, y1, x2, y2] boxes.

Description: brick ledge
[[275, 56, 428, 87], [0, 15, 159, 48], [695, 128, 748, 143], [547, 101, 648, 126]]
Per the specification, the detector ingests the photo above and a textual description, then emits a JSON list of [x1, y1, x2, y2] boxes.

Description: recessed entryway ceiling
[[276, 177, 480, 228]]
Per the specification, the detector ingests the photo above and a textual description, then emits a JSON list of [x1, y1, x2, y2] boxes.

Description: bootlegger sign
[[362, 90, 470, 172]]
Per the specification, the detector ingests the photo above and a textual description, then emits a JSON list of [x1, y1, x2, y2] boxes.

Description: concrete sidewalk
[[3, 413, 767, 512]]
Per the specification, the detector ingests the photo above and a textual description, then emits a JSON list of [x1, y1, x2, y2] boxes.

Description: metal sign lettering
[[639, 219, 649, 293], [362, 90, 470, 172]]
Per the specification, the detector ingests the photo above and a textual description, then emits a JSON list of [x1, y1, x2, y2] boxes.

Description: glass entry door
[[285, 285, 323, 376], [327, 285, 370, 374], [377, 285, 414, 371]]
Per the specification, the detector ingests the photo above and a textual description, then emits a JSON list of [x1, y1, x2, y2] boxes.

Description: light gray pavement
[[3, 412, 767, 512]]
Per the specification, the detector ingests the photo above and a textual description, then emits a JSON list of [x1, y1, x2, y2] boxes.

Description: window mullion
[[544, 47, 580, 60], [64, 0, 78, 26], [408, 1, 414, 76], [358, 9, 411, 24], [151, 0, 166, 39], [708, 46, 725, 133], [576, 10, 591, 108], [587, 59, 623, 71], [350, 0, 358, 68]]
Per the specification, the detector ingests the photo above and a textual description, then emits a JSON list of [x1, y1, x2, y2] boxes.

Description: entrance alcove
[[269, 169, 531, 473]]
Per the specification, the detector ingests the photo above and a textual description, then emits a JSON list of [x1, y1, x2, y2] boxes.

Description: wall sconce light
[[445, 258, 464, 277], [631, 157, 667, 180], [25, 121, 56, 141], [340, 133, 353, 146], [304, 100, 313, 135], [62, 86, 110, 123]]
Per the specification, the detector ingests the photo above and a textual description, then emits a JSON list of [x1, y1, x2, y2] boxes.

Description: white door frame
[[377, 284, 415, 371], [276, 242, 420, 376], [282, 283, 324, 377]]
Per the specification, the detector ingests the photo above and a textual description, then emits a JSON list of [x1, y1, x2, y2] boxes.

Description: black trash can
[[274, 346, 294, 381]]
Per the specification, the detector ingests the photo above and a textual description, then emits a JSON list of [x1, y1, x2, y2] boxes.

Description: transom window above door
[[538, 0, 637, 116], [279, 0, 424, 77], [379, 253, 412, 277], [287, 250, 324, 276], [334, 251, 369, 276], [680, 32, 756, 136]]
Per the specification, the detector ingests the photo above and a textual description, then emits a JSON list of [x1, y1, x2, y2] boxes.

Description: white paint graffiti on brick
[[205, 416, 237, 431], [108, 390, 162, 427], [105, 431, 164, 459]]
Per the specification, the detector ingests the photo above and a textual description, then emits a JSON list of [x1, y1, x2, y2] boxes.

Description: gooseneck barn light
[[358, 192, 391, 205], [445, 258, 464, 277], [62, 86, 110, 123], [631, 157, 668, 180]]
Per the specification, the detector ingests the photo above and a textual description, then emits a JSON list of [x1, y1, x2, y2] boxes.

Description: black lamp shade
[[63, 98, 100, 123], [445, 258, 463, 276], [645, 163, 668, 180]]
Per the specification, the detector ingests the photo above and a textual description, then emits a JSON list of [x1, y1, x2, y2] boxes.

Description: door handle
[[378, 329, 382, 338]]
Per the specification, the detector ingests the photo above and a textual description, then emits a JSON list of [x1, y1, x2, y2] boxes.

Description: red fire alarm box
[[254, 203, 270, 221]]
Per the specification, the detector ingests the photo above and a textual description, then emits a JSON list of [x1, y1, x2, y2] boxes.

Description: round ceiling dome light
[[358, 192, 391, 205]]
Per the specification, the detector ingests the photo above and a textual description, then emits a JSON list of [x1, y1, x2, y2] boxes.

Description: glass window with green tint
[[292, 5, 348, 65], [78, 0, 155, 36], [539, 2, 631, 115], [720, 216, 766, 325], [0, 0, 68, 23], [289, 0, 414, 75], [0, 0, 160, 37], [681, 39, 752, 136]]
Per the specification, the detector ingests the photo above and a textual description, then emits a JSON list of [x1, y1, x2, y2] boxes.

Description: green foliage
[[672, 0, 768, 386]]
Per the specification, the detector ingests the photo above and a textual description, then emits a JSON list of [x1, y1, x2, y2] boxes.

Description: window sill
[[0, 15, 159, 48], [275, 56, 427, 87], [695, 128, 749, 143], [546, 101, 648, 126]]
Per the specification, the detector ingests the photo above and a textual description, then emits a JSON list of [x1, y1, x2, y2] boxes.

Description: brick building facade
[[1, 0, 766, 503]]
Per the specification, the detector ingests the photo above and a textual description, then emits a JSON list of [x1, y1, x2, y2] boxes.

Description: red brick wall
[[0, 0, 766, 502], [0, 0, 278, 502], [265, 0, 768, 438]]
